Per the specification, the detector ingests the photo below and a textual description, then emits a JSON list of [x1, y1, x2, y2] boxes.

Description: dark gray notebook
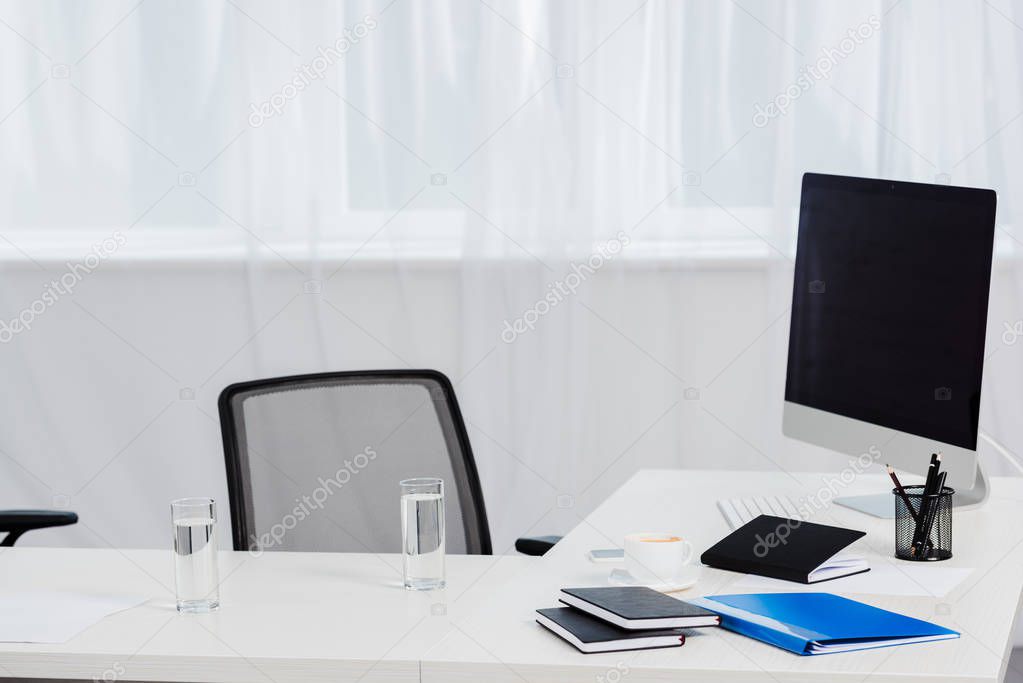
[[536, 607, 686, 653], [700, 515, 868, 584], [558, 586, 720, 630]]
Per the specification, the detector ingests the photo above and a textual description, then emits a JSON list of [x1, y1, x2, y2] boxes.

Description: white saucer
[[607, 566, 699, 593]]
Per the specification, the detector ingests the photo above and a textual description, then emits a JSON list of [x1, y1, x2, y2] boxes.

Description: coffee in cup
[[624, 532, 693, 583]]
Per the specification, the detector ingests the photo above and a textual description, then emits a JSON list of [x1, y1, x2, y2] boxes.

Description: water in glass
[[401, 481, 445, 590], [172, 501, 220, 612]]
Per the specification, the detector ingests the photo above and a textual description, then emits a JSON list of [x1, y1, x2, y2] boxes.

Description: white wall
[[3, 251, 1021, 552]]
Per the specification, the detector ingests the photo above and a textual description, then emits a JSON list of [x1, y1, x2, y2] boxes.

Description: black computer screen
[[785, 173, 996, 450]]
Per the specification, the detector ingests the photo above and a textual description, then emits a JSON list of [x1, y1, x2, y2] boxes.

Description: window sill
[[0, 226, 1017, 271]]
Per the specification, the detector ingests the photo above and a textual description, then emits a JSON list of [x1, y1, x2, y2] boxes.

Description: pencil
[[887, 465, 919, 523]]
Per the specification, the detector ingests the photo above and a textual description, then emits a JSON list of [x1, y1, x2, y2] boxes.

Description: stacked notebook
[[534, 586, 720, 653]]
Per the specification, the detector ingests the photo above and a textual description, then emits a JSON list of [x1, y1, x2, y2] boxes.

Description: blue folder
[[687, 593, 959, 655]]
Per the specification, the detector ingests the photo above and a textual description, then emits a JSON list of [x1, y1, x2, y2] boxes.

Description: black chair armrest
[[0, 510, 78, 546], [514, 535, 561, 556]]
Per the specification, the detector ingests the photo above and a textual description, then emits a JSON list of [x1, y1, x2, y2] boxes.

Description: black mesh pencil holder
[[894, 485, 954, 561]]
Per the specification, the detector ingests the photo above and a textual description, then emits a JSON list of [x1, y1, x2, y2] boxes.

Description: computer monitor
[[783, 173, 997, 516]]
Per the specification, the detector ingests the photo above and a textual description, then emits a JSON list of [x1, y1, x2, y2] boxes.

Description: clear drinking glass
[[401, 478, 445, 590], [171, 497, 220, 612]]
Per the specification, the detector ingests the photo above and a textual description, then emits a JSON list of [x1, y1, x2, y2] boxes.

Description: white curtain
[[1, 0, 1022, 553]]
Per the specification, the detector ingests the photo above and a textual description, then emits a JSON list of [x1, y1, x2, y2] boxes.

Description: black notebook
[[558, 586, 720, 629], [536, 607, 686, 653], [700, 514, 868, 584]]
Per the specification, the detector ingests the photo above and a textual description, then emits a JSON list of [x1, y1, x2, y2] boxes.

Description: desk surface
[[3, 469, 1023, 682]]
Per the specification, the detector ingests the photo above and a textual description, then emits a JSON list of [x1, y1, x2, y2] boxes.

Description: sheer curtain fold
[[0, 1, 1021, 553]]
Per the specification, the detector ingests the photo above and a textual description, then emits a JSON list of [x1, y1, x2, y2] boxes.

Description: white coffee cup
[[624, 532, 693, 583]]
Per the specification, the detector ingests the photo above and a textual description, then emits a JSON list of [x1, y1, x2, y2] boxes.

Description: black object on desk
[[558, 586, 719, 629], [910, 453, 941, 551], [535, 607, 686, 653], [701, 515, 868, 583], [894, 483, 953, 561]]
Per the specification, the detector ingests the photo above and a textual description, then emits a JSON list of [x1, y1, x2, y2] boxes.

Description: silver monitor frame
[[783, 401, 987, 517]]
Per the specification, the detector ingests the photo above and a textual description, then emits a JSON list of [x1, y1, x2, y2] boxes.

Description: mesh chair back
[[218, 371, 491, 554]]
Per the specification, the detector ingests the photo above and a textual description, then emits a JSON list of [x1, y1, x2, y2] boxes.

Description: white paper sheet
[[732, 564, 974, 597], [0, 591, 148, 643]]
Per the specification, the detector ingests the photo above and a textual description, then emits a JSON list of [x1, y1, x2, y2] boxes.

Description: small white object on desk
[[623, 532, 693, 584], [587, 548, 624, 563], [0, 591, 147, 644], [607, 567, 699, 592]]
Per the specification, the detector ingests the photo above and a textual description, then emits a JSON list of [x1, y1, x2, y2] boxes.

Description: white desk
[[0, 548, 530, 682], [3, 469, 1023, 682], [423, 470, 1023, 681]]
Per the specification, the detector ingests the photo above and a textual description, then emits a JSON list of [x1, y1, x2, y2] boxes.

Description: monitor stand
[[835, 462, 990, 518]]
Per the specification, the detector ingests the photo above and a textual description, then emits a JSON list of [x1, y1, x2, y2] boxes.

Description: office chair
[[218, 370, 494, 554], [0, 510, 78, 546]]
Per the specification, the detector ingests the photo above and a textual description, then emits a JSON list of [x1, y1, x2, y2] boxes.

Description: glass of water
[[171, 497, 220, 613], [400, 478, 445, 590]]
